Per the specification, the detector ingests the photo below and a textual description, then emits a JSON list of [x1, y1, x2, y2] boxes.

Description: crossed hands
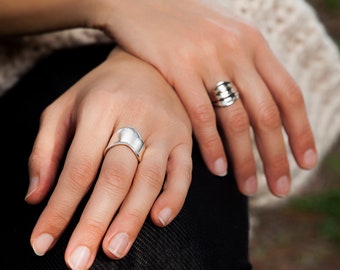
[[24, 1, 317, 269]]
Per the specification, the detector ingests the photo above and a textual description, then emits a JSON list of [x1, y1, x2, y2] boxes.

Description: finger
[[27, 100, 72, 204], [255, 42, 318, 169], [212, 82, 258, 196], [102, 144, 167, 259], [65, 145, 138, 270], [235, 69, 291, 197], [30, 100, 113, 256], [174, 72, 228, 177], [150, 142, 193, 227]]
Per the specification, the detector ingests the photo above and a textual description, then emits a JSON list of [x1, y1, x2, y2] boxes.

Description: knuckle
[[228, 109, 250, 133], [294, 125, 314, 148], [173, 45, 198, 67], [234, 156, 256, 178], [238, 155, 256, 170], [123, 208, 145, 228], [221, 22, 258, 50], [221, 21, 266, 58], [244, 23, 263, 42], [201, 134, 222, 151], [141, 164, 164, 192], [41, 208, 71, 233], [66, 158, 95, 190], [100, 166, 130, 194], [266, 154, 289, 173], [284, 81, 304, 107], [191, 103, 216, 125], [240, 22, 266, 48], [81, 220, 107, 242], [84, 86, 109, 101], [257, 104, 281, 130], [221, 30, 243, 53], [81, 90, 115, 116], [194, 36, 219, 59]]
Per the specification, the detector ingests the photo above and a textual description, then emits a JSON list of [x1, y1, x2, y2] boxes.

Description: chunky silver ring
[[210, 81, 240, 107], [104, 127, 145, 162]]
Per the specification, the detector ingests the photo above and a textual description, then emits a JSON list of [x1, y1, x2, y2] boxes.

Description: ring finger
[[65, 127, 142, 269], [208, 79, 257, 195]]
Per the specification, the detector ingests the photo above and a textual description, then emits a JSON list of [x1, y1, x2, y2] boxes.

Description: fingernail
[[244, 176, 257, 196], [276, 176, 290, 197], [158, 207, 172, 226], [303, 148, 317, 169], [67, 246, 90, 270], [108, 233, 129, 258], [32, 233, 54, 256], [214, 158, 227, 177], [25, 176, 39, 200]]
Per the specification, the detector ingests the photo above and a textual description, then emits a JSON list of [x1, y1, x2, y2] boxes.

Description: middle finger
[[65, 127, 141, 269], [102, 139, 169, 259]]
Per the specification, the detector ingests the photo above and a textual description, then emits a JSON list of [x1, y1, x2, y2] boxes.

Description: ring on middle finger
[[104, 126, 145, 162], [210, 81, 240, 107]]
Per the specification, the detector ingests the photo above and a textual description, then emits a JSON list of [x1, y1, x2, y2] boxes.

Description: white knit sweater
[[1, 0, 339, 208]]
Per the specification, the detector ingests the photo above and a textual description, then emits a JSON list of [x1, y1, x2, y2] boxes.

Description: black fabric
[[0, 44, 252, 270]]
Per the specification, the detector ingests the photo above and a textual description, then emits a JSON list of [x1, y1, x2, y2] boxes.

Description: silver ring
[[104, 127, 145, 162], [210, 81, 239, 107]]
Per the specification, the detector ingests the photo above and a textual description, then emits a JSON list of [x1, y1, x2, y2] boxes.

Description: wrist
[[85, 0, 132, 38]]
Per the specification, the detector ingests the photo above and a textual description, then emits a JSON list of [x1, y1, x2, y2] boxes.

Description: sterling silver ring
[[210, 81, 239, 107], [104, 127, 145, 162]]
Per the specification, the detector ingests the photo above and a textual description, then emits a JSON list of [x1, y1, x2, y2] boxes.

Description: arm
[[0, 0, 88, 35]]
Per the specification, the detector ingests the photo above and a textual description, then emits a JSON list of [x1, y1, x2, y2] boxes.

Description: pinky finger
[[150, 143, 193, 227]]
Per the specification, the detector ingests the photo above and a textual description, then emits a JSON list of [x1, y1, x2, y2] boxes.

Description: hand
[[25, 47, 192, 269], [87, 0, 317, 196]]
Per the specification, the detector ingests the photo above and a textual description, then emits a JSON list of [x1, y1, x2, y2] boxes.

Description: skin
[[27, 47, 193, 269], [1, 0, 318, 268], [0, 0, 317, 196]]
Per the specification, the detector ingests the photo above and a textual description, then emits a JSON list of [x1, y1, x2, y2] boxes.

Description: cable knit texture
[[1, 0, 339, 208]]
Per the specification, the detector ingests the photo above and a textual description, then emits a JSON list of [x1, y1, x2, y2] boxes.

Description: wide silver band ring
[[104, 127, 145, 162], [210, 81, 240, 107]]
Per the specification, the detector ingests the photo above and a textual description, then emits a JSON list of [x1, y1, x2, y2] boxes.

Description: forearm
[[0, 0, 100, 36]]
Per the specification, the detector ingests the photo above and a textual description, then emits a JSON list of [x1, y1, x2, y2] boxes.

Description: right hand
[[85, 0, 317, 197]]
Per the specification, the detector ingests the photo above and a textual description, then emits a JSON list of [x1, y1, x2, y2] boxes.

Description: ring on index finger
[[104, 127, 145, 162]]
